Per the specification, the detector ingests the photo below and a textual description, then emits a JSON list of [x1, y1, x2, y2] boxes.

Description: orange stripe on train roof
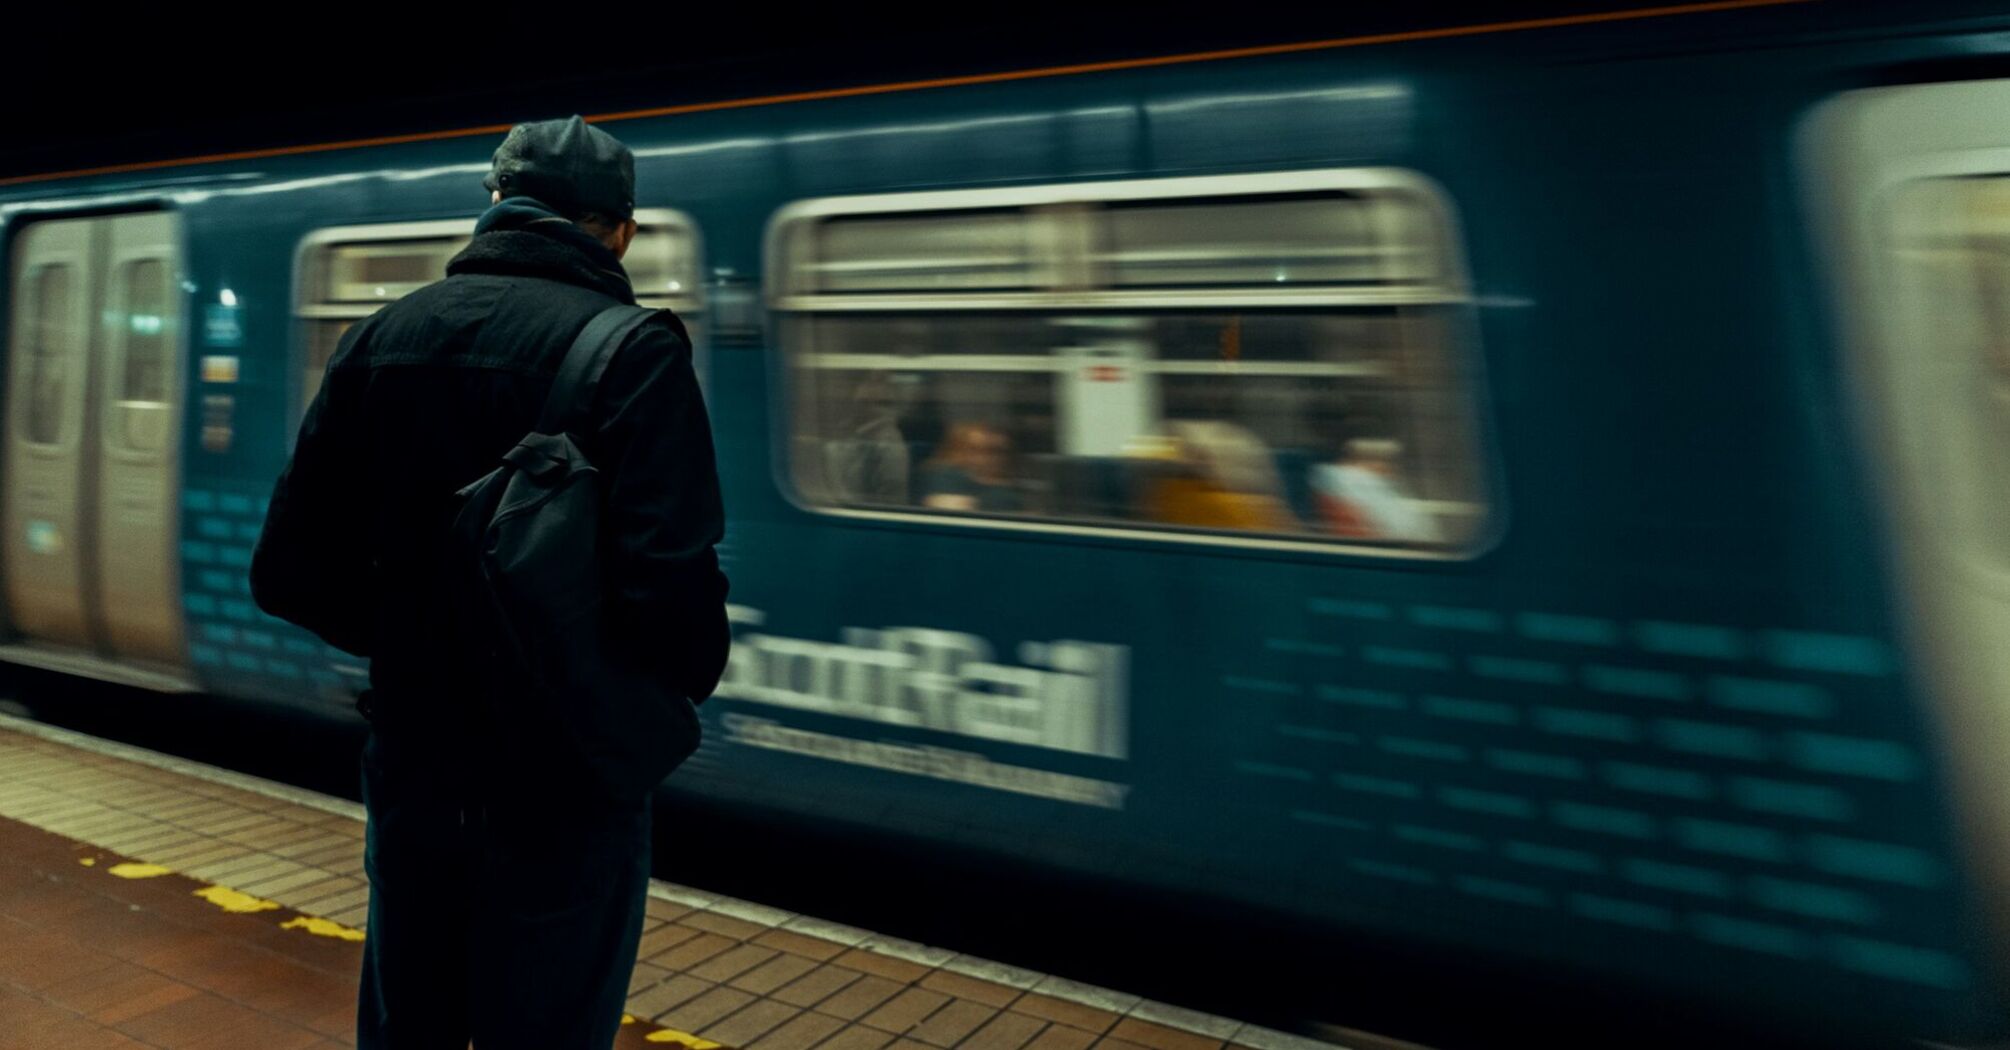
[[0, 0, 1812, 190]]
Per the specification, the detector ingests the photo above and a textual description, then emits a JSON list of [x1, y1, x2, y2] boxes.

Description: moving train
[[3, 1, 2008, 1043]]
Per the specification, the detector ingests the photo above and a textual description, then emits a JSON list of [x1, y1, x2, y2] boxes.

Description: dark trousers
[[356, 729, 652, 1050]]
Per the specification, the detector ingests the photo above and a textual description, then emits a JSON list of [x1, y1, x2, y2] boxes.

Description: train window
[[771, 171, 1488, 553], [622, 213, 706, 310], [111, 258, 172, 453], [801, 209, 1041, 294], [1887, 174, 2010, 570], [23, 265, 75, 446], [295, 213, 704, 413], [296, 223, 469, 411]]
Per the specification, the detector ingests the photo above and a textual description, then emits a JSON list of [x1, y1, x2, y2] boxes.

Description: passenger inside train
[[919, 421, 1025, 513]]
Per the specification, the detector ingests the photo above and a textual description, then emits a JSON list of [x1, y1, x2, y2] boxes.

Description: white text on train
[[715, 607, 1129, 759]]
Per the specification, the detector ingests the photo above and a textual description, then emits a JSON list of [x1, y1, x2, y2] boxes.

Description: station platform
[[0, 715, 1382, 1050]]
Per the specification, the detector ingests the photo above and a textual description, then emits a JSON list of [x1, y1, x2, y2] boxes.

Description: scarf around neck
[[447, 196, 637, 304]]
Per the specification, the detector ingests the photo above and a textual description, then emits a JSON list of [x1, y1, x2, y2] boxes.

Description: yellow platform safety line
[[282, 915, 367, 942], [76, 850, 349, 931], [195, 884, 283, 913], [78, 847, 685, 1039]]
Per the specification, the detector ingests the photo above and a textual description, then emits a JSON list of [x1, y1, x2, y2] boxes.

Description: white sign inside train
[[716, 606, 1131, 807]]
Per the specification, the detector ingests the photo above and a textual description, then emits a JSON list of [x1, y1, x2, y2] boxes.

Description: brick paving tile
[[325, 856, 368, 877], [296, 842, 366, 868], [729, 952, 820, 995], [192, 811, 283, 837], [1008, 994, 1121, 1035], [191, 1002, 331, 1050], [218, 818, 312, 847], [655, 985, 756, 1031], [835, 947, 932, 984], [275, 822, 354, 846], [858, 987, 952, 1036], [1089, 1039, 1154, 1050], [271, 832, 357, 860], [110, 826, 204, 853], [745, 1007, 847, 1050], [682, 909, 769, 940], [212, 855, 305, 888], [649, 930, 738, 971], [37, 959, 154, 1016], [1106, 1019, 1225, 1050], [690, 942, 782, 983], [812, 1024, 899, 1050], [268, 804, 337, 825], [756, 927, 849, 961], [113, 989, 264, 1048], [959, 1010, 1049, 1050], [645, 896, 695, 923], [325, 903, 371, 928], [908, 999, 999, 1047], [143, 840, 251, 869], [301, 1002, 359, 1042], [0, 927, 122, 993], [221, 790, 293, 813], [772, 964, 865, 1009], [1023, 1026, 1099, 1050], [240, 864, 344, 898], [804, 973, 902, 1019], [629, 974, 714, 1019], [183, 850, 286, 883], [233, 822, 328, 850], [11, 798, 101, 822], [302, 885, 372, 916], [886, 1040, 938, 1050], [629, 962, 674, 993], [40, 801, 119, 825], [0, 880, 100, 928], [702, 997, 803, 1046], [154, 800, 243, 824], [919, 970, 1021, 1008], [636, 921, 704, 960], [278, 874, 359, 906], [0, 989, 139, 1050], [184, 941, 356, 1020]]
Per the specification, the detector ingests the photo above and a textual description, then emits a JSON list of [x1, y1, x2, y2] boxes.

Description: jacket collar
[[446, 196, 637, 305]]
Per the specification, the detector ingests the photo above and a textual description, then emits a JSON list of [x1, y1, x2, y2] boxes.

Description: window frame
[[764, 167, 1497, 561], [17, 261, 80, 451], [103, 255, 175, 459], [292, 210, 707, 422]]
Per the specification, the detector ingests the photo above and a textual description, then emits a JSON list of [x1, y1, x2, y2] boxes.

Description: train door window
[[23, 265, 76, 446], [110, 258, 172, 453], [770, 171, 1490, 554], [295, 210, 705, 413]]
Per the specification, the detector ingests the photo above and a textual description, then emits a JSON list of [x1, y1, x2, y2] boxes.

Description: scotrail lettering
[[716, 606, 1128, 759]]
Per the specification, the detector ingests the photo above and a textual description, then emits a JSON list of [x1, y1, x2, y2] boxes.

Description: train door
[[1807, 78, 2010, 953], [96, 213, 184, 664], [2, 211, 186, 671]]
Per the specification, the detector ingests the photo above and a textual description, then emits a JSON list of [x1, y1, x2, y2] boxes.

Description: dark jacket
[[251, 198, 730, 741]]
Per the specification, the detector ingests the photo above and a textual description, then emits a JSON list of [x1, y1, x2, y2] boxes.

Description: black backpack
[[451, 304, 701, 801]]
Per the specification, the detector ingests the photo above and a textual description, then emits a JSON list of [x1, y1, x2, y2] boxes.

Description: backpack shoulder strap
[[537, 304, 661, 436]]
